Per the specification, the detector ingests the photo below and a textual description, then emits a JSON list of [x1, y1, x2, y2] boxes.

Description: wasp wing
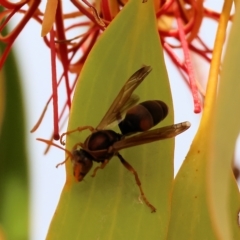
[[104, 94, 140, 129], [96, 66, 152, 130], [112, 121, 191, 151]]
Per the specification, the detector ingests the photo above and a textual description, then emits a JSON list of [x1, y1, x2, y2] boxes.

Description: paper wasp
[[38, 66, 190, 212]]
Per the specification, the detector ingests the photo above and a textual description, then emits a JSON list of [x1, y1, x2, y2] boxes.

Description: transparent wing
[[112, 121, 191, 151], [104, 94, 140, 129], [96, 66, 152, 130]]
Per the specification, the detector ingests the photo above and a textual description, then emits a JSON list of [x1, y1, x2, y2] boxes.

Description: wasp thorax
[[72, 149, 93, 181], [119, 100, 169, 135], [86, 130, 120, 151]]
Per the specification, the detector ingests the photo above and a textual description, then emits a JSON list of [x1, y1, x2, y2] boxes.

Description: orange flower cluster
[[0, 0, 230, 140]]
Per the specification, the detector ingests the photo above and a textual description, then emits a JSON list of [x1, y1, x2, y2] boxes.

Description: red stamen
[[31, 71, 67, 133], [176, 10, 202, 113], [55, 3, 72, 109], [30, 98, 51, 133], [189, 43, 212, 63], [156, 0, 175, 18], [50, 28, 60, 140], [1, 0, 28, 9], [1, 0, 230, 142], [0, 1, 41, 69], [101, 0, 114, 21], [44, 74, 78, 154], [196, 36, 212, 53]]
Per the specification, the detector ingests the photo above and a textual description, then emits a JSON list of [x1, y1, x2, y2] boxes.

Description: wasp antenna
[[36, 138, 73, 157], [91, 159, 109, 177]]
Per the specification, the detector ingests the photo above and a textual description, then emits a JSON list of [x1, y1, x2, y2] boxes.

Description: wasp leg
[[117, 153, 156, 213], [55, 142, 86, 168], [91, 159, 109, 177], [60, 126, 95, 145], [56, 156, 70, 168]]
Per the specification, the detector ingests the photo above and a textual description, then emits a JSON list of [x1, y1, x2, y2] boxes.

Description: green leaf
[[167, 2, 240, 239], [0, 37, 29, 238], [47, 0, 174, 239], [207, 2, 240, 239]]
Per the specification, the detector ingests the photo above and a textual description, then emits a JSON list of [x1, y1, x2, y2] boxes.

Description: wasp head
[[72, 149, 93, 181]]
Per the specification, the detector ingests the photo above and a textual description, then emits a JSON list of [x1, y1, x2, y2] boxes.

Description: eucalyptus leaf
[[0, 36, 29, 239], [167, 2, 240, 240], [207, 2, 240, 239], [47, 0, 175, 239]]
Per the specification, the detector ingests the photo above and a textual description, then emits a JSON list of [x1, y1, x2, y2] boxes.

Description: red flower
[[0, 0, 231, 140]]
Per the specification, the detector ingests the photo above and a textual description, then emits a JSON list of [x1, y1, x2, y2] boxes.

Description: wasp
[[38, 66, 190, 212]]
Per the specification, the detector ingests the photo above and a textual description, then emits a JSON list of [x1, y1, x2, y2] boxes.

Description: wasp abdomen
[[119, 100, 168, 135]]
